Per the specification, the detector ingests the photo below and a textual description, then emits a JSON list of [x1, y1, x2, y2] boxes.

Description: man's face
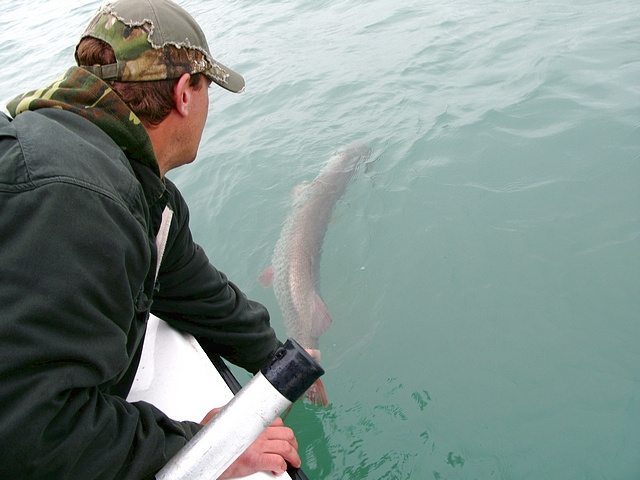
[[184, 75, 211, 163]]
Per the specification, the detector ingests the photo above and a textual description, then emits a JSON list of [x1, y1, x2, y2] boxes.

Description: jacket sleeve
[[0, 124, 201, 479], [151, 182, 282, 374]]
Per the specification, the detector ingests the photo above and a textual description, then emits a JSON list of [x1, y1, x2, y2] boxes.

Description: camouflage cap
[[76, 0, 245, 93]]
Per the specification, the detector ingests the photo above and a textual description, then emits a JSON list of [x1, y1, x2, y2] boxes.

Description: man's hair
[[76, 37, 203, 125]]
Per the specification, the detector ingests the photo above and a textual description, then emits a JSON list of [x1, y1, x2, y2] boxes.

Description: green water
[[2, 1, 639, 478]]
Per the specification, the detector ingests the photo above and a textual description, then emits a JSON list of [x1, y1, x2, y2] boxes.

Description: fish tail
[[305, 378, 328, 406]]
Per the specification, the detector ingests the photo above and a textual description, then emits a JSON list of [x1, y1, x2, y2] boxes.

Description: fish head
[[330, 141, 371, 172]]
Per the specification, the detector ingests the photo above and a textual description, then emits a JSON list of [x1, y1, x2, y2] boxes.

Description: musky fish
[[260, 142, 371, 406]]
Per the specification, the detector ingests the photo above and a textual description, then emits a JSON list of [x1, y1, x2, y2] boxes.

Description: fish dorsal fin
[[311, 294, 332, 337], [258, 265, 274, 287]]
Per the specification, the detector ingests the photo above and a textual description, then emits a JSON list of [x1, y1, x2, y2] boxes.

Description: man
[[0, 0, 300, 478]]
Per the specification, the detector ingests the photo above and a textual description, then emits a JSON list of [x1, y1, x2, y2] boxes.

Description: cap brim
[[206, 60, 245, 93]]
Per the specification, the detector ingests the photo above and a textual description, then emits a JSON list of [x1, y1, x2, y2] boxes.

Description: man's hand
[[200, 408, 301, 478], [305, 348, 321, 363]]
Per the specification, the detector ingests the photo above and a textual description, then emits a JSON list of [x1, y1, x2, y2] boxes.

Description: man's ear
[[173, 73, 193, 118]]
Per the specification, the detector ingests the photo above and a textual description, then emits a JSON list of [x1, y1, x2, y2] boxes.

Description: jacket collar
[[6, 66, 162, 179]]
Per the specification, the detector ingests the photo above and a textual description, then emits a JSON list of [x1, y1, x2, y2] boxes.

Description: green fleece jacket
[[0, 67, 280, 479]]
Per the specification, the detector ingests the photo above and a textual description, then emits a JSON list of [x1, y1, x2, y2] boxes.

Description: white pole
[[156, 339, 323, 480], [156, 372, 291, 480]]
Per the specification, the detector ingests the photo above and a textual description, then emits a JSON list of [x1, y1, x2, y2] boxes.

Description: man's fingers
[[218, 423, 301, 479], [264, 453, 289, 475], [267, 438, 300, 468], [266, 422, 298, 447], [199, 406, 224, 425], [305, 348, 321, 362], [261, 425, 300, 467]]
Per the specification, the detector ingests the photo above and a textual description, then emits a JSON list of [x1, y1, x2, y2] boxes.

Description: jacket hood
[[6, 66, 160, 176]]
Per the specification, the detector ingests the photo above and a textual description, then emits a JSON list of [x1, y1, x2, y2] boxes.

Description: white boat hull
[[127, 315, 289, 480]]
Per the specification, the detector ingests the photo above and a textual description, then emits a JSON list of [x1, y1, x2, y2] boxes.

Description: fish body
[[260, 142, 371, 405]]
